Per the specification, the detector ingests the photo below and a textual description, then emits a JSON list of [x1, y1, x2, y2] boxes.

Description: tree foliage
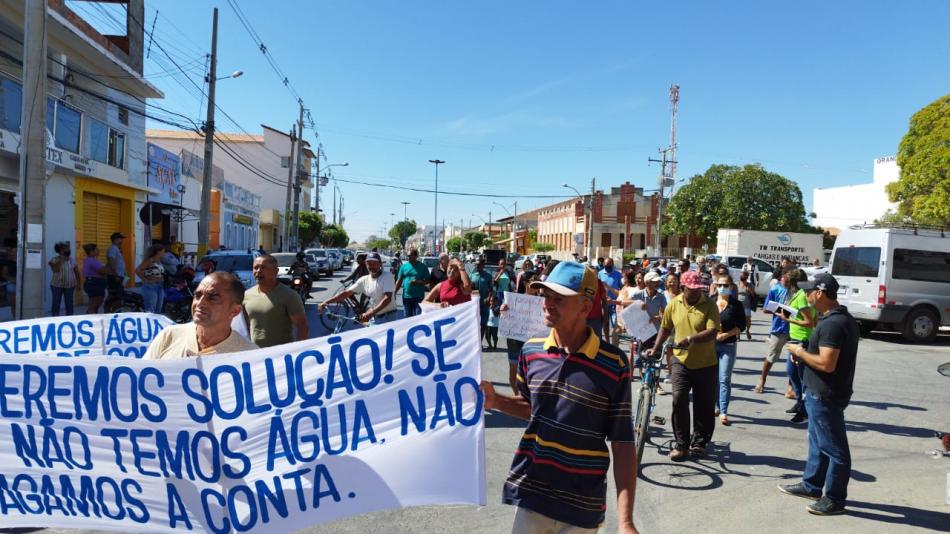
[[463, 232, 489, 250], [887, 93, 950, 226], [298, 211, 324, 247], [665, 164, 813, 243], [446, 236, 464, 253], [320, 224, 349, 248], [364, 235, 391, 251], [388, 220, 418, 250], [533, 242, 555, 253]]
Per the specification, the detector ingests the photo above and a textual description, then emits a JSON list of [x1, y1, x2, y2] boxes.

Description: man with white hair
[[429, 252, 450, 287]]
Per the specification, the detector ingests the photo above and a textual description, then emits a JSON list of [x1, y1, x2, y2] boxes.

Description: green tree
[[887, 93, 950, 226], [364, 235, 392, 251], [388, 220, 418, 250], [446, 236, 464, 253], [320, 224, 349, 248], [298, 211, 324, 247], [665, 163, 813, 244], [462, 231, 489, 250], [533, 242, 555, 253]]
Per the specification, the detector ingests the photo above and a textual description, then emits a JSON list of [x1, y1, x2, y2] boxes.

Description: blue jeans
[[716, 341, 737, 414], [50, 285, 75, 316], [403, 298, 422, 318], [141, 282, 165, 314], [370, 310, 397, 325], [787, 339, 808, 402], [802, 393, 851, 504]]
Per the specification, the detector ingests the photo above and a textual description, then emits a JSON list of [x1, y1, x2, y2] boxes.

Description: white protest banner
[[619, 303, 657, 341], [419, 301, 443, 314], [0, 300, 485, 532], [0, 313, 174, 358], [499, 291, 547, 342]]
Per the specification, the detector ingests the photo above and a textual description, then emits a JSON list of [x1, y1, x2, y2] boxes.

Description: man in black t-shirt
[[778, 273, 859, 516]]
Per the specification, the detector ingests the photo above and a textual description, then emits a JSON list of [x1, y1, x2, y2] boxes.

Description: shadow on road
[[848, 399, 927, 412], [846, 500, 950, 529], [741, 416, 936, 439]]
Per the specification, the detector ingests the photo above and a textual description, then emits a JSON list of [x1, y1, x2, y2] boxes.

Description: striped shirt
[[502, 328, 633, 528], [50, 258, 77, 288]]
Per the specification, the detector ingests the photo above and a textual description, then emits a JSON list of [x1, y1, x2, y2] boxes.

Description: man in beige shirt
[[144, 272, 258, 359]]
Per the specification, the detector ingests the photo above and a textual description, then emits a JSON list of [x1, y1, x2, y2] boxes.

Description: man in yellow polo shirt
[[648, 270, 720, 460]]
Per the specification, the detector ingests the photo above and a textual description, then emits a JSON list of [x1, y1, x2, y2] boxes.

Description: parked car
[[515, 253, 551, 270], [304, 248, 334, 275], [304, 253, 322, 280], [830, 225, 950, 342], [327, 249, 344, 271], [340, 249, 354, 265], [193, 250, 261, 288], [721, 255, 776, 297]]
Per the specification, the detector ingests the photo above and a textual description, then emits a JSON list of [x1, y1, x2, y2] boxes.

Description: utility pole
[[291, 102, 305, 250], [587, 177, 595, 262], [428, 159, 444, 253], [15, 0, 48, 319], [313, 144, 322, 217], [401, 201, 410, 221], [332, 182, 337, 225], [282, 124, 296, 251], [647, 84, 679, 257], [197, 7, 218, 258]]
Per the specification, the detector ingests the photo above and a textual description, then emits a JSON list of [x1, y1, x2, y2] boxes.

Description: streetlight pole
[[493, 201, 515, 253], [401, 201, 410, 221], [428, 159, 444, 253], [563, 183, 594, 262]]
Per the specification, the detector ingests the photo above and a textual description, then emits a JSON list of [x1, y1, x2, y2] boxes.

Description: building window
[[619, 233, 625, 250], [55, 100, 82, 153], [601, 232, 611, 247], [109, 130, 125, 169], [87, 118, 109, 163], [0, 77, 23, 132]]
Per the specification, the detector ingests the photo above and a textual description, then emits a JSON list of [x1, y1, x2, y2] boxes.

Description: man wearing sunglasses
[[778, 273, 859, 516]]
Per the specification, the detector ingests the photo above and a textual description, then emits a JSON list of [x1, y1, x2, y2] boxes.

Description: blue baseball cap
[[530, 261, 599, 298]]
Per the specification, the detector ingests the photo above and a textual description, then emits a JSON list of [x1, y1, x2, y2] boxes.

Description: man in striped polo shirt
[[481, 261, 639, 533]]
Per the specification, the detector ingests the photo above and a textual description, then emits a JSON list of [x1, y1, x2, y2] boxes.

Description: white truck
[[716, 228, 824, 266]]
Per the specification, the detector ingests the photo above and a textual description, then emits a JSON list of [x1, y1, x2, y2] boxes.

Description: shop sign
[[147, 143, 181, 205], [233, 213, 254, 225]]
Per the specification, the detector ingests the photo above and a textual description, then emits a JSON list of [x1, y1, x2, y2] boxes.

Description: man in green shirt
[[243, 255, 309, 348], [649, 270, 721, 460], [395, 248, 430, 318], [469, 256, 495, 340]]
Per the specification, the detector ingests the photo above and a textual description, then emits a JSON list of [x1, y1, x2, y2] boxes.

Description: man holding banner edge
[[481, 261, 639, 534]]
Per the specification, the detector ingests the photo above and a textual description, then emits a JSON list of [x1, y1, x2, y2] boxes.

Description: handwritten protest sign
[[499, 291, 547, 342], [619, 303, 657, 341], [0, 300, 485, 532], [0, 313, 173, 358]]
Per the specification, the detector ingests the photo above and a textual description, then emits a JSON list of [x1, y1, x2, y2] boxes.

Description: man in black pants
[[647, 270, 720, 460], [779, 273, 859, 516]]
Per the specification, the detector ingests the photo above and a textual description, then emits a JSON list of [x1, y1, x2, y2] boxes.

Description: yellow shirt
[[660, 293, 720, 369], [143, 323, 258, 360]]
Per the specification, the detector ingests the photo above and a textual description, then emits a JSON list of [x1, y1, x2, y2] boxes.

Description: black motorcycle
[[291, 273, 310, 301], [103, 276, 144, 313]]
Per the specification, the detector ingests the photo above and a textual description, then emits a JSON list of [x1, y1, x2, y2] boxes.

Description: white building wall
[[813, 156, 900, 231]]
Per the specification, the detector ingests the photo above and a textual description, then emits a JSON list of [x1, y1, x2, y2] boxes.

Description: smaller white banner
[[0, 313, 174, 358], [499, 291, 547, 342]]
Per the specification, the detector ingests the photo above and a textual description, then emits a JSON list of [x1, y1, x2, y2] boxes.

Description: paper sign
[[619, 303, 657, 341], [25, 249, 41, 269], [0, 301, 486, 532], [765, 300, 798, 316], [27, 223, 42, 242], [498, 291, 547, 342]]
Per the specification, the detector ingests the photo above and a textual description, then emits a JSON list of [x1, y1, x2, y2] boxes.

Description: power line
[[330, 176, 580, 199]]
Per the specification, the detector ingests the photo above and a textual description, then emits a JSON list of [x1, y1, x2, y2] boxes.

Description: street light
[[428, 159, 445, 253], [401, 201, 410, 221], [212, 70, 243, 81], [563, 183, 593, 262]]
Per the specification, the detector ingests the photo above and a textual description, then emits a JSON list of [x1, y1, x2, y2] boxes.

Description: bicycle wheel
[[319, 301, 354, 331], [634, 383, 653, 465]]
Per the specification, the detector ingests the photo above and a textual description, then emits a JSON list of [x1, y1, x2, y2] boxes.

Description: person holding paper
[[755, 272, 791, 394], [144, 272, 258, 359], [481, 261, 639, 534]]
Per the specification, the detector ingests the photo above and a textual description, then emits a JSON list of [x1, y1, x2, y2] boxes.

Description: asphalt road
[[35, 267, 950, 533]]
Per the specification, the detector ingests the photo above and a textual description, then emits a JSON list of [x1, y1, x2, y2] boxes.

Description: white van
[[830, 226, 950, 342]]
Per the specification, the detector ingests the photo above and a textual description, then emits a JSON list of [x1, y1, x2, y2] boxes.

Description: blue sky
[[80, 1, 950, 241]]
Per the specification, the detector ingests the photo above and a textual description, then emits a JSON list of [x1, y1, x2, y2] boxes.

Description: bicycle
[[317, 280, 368, 332], [633, 337, 673, 465], [321, 310, 370, 334]]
